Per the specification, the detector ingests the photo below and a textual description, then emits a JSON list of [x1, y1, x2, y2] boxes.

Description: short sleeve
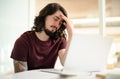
[[10, 37, 29, 61], [59, 38, 67, 50]]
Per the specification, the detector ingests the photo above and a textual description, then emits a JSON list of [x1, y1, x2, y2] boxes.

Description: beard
[[44, 28, 55, 38]]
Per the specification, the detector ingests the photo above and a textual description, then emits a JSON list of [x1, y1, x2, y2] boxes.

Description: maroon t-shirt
[[11, 31, 67, 70]]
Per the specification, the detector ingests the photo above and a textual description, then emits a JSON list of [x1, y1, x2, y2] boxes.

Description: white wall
[[0, 0, 29, 75]]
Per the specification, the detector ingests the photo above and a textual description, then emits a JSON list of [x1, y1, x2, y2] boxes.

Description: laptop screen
[[62, 33, 113, 75]]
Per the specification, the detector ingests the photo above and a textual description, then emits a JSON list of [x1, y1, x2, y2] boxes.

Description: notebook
[[40, 33, 113, 75]]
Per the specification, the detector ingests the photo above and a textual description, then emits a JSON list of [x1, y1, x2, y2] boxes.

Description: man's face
[[44, 10, 64, 37]]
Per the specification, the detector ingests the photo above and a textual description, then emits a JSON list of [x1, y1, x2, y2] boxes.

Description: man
[[11, 3, 73, 73]]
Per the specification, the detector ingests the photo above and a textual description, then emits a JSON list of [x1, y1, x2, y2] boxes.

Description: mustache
[[50, 25, 58, 30]]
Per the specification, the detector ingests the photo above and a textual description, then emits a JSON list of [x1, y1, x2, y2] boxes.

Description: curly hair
[[31, 3, 68, 39]]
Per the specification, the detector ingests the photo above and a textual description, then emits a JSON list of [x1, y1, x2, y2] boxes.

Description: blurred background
[[0, 0, 120, 76]]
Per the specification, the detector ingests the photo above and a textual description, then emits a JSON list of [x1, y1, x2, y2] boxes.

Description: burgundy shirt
[[11, 31, 67, 70]]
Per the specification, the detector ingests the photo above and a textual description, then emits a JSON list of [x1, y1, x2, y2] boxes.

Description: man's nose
[[54, 21, 60, 27]]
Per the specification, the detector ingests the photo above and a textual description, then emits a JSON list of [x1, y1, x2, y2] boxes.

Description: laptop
[[40, 33, 113, 75]]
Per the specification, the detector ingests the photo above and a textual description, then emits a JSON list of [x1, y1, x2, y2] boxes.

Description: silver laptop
[[40, 33, 113, 75]]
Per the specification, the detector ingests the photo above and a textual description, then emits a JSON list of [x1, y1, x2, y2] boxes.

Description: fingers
[[60, 14, 74, 36], [61, 14, 73, 28], [60, 14, 68, 23]]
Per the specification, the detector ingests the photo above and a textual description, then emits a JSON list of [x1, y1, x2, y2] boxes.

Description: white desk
[[1, 70, 96, 79]]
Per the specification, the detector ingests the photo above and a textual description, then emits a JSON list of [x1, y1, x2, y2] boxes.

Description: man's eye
[[54, 18, 58, 21]]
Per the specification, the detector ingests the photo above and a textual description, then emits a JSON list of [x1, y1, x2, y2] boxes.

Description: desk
[[1, 70, 96, 79]]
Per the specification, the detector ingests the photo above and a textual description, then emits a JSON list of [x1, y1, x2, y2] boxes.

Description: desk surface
[[1, 70, 96, 79]]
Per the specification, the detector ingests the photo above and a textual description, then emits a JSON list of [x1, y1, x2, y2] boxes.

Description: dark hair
[[31, 3, 68, 39]]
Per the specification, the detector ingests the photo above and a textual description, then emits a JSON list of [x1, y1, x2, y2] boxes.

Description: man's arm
[[13, 60, 28, 73], [58, 14, 73, 66], [58, 35, 72, 66]]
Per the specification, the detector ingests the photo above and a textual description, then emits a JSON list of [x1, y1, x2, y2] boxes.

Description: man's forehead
[[54, 11, 63, 18]]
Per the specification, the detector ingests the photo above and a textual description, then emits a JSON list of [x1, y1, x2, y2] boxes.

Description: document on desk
[[40, 68, 96, 79]]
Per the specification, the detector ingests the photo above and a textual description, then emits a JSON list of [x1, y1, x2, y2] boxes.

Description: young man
[[10, 3, 73, 73]]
